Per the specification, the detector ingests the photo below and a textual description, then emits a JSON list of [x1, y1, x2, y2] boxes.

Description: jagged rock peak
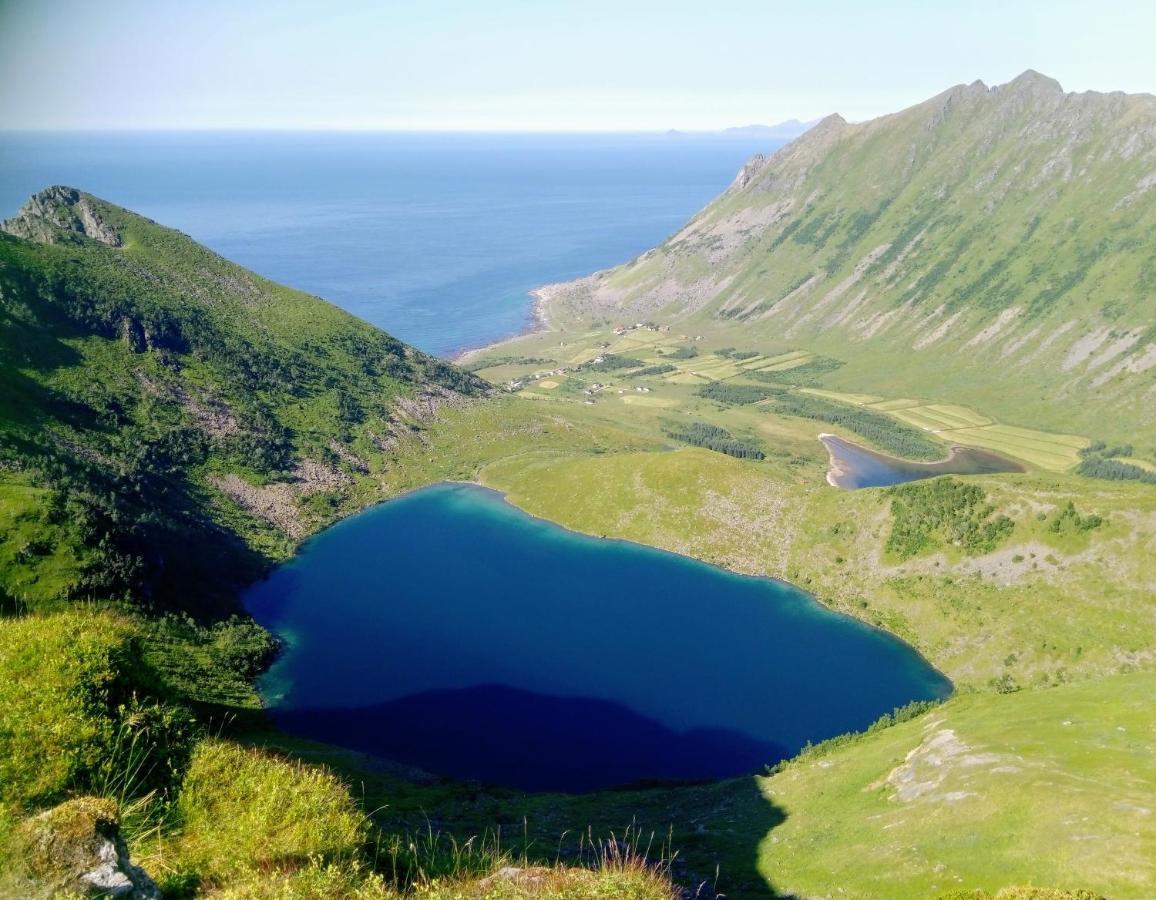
[[998, 69, 1065, 97], [1, 185, 123, 247]]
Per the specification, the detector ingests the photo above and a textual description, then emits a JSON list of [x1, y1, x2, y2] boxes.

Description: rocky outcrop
[[9, 797, 161, 899], [1, 185, 123, 246]]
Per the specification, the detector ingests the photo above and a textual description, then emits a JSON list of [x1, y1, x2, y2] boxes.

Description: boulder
[[11, 796, 161, 899]]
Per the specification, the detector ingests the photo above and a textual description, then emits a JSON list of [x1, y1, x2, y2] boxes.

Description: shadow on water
[[273, 683, 789, 794]]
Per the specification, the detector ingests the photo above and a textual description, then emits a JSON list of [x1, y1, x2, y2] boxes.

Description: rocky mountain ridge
[[544, 71, 1156, 439]]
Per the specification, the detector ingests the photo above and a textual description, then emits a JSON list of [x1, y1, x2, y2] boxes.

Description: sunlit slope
[[546, 71, 1156, 442], [758, 670, 1156, 898]]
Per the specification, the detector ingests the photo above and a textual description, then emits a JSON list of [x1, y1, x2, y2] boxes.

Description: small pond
[[821, 433, 1024, 489]]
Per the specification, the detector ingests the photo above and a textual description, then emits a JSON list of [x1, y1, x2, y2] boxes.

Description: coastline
[[452, 282, 559, 365]]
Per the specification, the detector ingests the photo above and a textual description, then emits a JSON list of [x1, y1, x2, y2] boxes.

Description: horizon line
[[0, 124, 823, 137]]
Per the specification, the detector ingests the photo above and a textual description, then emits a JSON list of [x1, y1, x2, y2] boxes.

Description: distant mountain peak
[[2, 185, 123, 247], [1004, 68, 1064, 94]]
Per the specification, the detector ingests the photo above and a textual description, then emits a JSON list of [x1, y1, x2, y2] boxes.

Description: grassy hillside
[[0, 186, 485, 613], [515, 72, 1156, 448], [758, 670, 1156, 898]]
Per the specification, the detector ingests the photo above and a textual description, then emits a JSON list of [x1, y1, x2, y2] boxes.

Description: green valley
[[4, 68, 1156, 900]]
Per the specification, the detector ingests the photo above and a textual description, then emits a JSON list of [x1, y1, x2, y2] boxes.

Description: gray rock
[[1, 184, 123, 246], [13, 796, 161, 899]]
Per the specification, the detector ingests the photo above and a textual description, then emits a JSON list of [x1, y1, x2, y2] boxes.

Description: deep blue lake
[[244, 483, 951, 792], [0, 131, 784, 356]]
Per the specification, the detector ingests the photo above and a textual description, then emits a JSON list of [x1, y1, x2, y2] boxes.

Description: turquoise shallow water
[[244, 483, 951, 791]]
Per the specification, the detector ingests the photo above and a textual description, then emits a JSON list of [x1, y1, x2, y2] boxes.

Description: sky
[[2, 0, 1155, 131]]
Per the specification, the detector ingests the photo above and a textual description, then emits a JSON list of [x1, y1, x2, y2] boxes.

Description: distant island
[[665, 118, 820, 140]]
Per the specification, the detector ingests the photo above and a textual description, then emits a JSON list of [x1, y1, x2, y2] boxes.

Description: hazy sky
[[2, 0, 1155, 131]]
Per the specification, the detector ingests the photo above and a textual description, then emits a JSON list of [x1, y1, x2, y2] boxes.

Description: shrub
[[771, 392, 942, 460], [696, 383, 777, 405], [582, 354, 643, 373], [1075, 456, 1156, 483], [1046, 501, 1104, 535], [630, 364, 676, 377], [886, 478, 1015, 560], [139, 613, 278, 709]]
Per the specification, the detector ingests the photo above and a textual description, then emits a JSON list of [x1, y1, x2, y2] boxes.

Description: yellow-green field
[[619, 395, 679, 407], [801, 388, 885, 406], [942, 425, 1087, 471]]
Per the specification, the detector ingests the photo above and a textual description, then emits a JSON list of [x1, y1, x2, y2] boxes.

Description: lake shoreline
[[253, 478, 955, 698]]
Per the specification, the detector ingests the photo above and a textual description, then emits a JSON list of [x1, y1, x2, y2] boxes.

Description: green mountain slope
[[0, 186, 486, 613], [758, 669, 1156, 898], [544, 71, 1156, 443]]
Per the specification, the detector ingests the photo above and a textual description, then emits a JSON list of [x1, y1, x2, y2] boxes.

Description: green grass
[[6, 182, 1156, 899], [0, 478, 87, 609], [0, 189, 488, 614], [492, 76, 1156, 448], [757, 671, 1156, 898], [0, 610, 139, 809], [161, 740, 366, 881], [138, 613, 277, 710]]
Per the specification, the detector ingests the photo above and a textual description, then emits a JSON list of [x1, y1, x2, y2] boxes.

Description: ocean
[[0, 131, 784, 356]]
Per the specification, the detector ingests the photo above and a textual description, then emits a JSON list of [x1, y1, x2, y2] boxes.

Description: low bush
[[582, 354, 643, 373], [886, 478, 1015, 560], [630, 364, 676, 377], [696, 383, 777, 405], [771, 392, 942, 460]]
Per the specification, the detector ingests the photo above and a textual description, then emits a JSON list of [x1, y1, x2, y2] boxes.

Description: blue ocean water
[[245, 483, 951, 792], [0, 131, 783, 356]]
